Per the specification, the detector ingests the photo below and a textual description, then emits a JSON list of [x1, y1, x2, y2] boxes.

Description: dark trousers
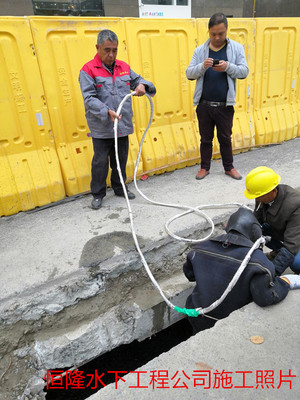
[[91, 136, 129, 199], [262, 222, 300, 274], [196, 103, 234, 171]]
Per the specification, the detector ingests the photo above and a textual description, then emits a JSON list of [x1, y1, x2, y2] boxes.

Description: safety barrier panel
[[124, 18, 200, 174], [0, 17, 299, 216], [29, 17, 144, 196], [0, 17, 65, 216], [227, 19, 256, 152], [253, 18, 300, 144]]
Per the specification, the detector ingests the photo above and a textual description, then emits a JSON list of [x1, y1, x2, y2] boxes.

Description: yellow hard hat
[[244, 166, 281, 199]]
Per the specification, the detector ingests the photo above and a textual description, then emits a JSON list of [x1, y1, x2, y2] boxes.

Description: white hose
[[113, 92, 260, 317]]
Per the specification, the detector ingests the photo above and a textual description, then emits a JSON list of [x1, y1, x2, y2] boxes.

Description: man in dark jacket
[[79, 29, 156, 210], [244, 166, 300, 275], [183, 207, 292, 334]]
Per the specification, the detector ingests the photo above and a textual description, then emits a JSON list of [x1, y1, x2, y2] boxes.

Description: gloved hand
[[281, 274, 300, 289]]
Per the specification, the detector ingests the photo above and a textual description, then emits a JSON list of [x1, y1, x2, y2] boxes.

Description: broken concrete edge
[[32, 279, 193, 369], [6, 279, 193, 400], [0, 210, 230, 400], [0, 210, 229, 326], [86, 291, 300, 400]]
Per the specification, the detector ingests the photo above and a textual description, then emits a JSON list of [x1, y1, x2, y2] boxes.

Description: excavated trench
[[45, 318, 193, 399], [0, 220, 226, 400]]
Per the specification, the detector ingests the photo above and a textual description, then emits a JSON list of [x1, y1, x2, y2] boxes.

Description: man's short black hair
[[208, 13, 228, 29]]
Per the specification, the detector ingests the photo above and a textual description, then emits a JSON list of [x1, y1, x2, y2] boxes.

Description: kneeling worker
[[244, 166, 300, 275], [183, 207, 299, 334]]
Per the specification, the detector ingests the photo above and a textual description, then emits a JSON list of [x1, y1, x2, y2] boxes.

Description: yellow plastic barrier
[[0, 17, 65, 216], [196, 19, 256, 159], [253, 18, 300, 144], [29, 16, 143, 196], [228, 19, 256, 152], [1, 17, 300, 216], [124, 18, 200, 174]]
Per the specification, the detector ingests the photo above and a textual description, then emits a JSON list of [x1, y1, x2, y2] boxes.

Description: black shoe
[[91, 197, 102, 209], [115, 190, 135, 200]]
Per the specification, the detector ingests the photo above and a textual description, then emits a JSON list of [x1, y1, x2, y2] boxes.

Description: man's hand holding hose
[[108, 84, 146, 122]]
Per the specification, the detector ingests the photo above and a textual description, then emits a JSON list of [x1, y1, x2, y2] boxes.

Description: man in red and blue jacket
[[79, 29, 156, 209]]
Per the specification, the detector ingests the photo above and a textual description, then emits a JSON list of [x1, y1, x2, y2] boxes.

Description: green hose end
[[174, 306, 199, 317]]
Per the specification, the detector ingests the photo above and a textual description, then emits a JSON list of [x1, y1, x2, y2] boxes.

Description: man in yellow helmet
[[244, 166, 300, 275]]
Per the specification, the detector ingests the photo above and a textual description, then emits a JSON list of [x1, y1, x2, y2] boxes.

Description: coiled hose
[[113, 92, 265, 317]]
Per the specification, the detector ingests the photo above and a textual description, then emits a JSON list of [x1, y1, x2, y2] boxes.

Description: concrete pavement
[[2, 139, 300, 303], [87, 291, 300, 400]]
